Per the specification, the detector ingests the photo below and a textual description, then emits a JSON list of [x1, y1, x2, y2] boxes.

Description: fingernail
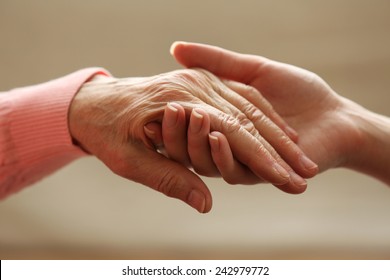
[[300, 155, 318, 173], [290, 172, 307, 189], [170, 41, 186, 56], [190, 109, 204, 133], [188, 189, 206, 213], [273, 163, 291, 184], [143, 126, 156, 140], [166, 102, 179, 127], [208, 132, 220, 152]]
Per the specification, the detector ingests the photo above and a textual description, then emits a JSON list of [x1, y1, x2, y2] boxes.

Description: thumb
[[118, 145, 213, 213], [170, 42, 300, 148], [170, 41, 266, 84]]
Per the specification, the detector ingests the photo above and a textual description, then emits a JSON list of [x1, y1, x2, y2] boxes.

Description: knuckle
[[276, 133, 293, 147], [218, 113, 241, 134], [150, 70, 202, 102], [168, 69, 213, 101], [235, 107, 262, 138], [242, 102, 266, 126]]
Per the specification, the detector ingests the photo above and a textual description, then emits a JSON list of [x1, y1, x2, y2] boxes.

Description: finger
[[208, 131, 263, 185], [162, 102, 190, 166], [187, 108, 219, 177], [220, 80, 318, 178], [223, 79, 299, 142], [144, 122, 169, 157], [116, 144, 212, 213], [209, 131, 307, 194], [170, 41, 263, 84], [144, 122, 163, 148], [205, 107, 293, 187]]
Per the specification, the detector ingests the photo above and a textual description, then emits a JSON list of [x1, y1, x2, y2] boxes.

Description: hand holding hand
[[69, 68, 314, 213]]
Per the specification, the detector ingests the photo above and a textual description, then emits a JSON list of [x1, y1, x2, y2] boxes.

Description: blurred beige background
[[1, 0, 390, 259]]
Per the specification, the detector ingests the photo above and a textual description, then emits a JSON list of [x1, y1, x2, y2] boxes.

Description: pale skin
[[148, 42, 390, 186], [69, 68, 316, 214]]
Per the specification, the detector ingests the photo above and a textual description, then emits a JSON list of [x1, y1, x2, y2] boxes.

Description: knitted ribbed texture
[[0, 68, 109, 199]]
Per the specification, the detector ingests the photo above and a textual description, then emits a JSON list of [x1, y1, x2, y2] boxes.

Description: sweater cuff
[[0, 68, 110, 198], [11, 68, 110, 160]]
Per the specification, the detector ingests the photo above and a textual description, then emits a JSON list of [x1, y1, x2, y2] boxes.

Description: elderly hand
[[69, 68, 314, 213], [145, 94, 318, 188]]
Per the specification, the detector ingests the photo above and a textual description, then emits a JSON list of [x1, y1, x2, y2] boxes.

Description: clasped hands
[[70, 42, 360, 213]]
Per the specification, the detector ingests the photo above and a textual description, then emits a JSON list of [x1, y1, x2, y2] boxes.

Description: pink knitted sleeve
[[0, 68, 110, 199]]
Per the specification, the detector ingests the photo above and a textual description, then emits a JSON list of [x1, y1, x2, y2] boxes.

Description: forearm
[[0, 68, 109, 199], [345, 100, 390, 185]]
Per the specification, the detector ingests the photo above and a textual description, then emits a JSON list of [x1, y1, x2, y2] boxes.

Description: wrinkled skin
[[69, 68, 315, 213]]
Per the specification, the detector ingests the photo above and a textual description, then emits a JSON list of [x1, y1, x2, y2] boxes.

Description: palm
[[250, 62, 354, 171]]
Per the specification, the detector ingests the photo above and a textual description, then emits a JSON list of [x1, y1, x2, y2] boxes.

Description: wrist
[[342, 98, 390, 185], [69, 74, 114, 153]]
